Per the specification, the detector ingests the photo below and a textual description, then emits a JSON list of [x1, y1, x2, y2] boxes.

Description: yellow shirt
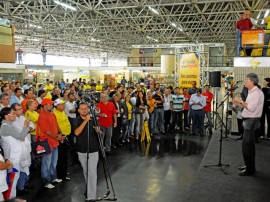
[[45, 92, 52, 100], [53, 109, 71, 136], [266, 15, 270, 29], [126, 102, 132, 120], [96, 84, 103, 92], [45, 84, 54, 92], [83, 85, 91, 90], [25, 110, 39, 135]]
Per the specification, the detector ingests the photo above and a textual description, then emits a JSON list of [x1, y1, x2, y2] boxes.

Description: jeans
[[192, 109, 204, 134], [242, 118, 260, 174], [123, 120, 131, 140], [204, 111, 213, 130], [17, 172, 29, 190], [154, 108, 165, 133], [149, 112, 155, 133], [100, 126, 113, 152], [41, 147, 58, 186], [172, 111, 183, 131], [235, 29, 241, 56], [262, 33, 270, 56], [183, 110, 189, 127]]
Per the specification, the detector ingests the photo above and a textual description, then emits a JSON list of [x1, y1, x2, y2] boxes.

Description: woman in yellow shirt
[[122, 94, 132, 142], [25, 100, 39, 142]]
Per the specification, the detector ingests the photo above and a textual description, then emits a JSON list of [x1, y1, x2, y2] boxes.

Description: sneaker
[[45, 184, 55, 189], [63, 177, 71, 181], [53, 179, 62, 183]]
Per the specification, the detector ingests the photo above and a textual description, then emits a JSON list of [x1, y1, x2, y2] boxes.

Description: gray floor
[[183, 133, 270, 202], [20, 133, 211, 202]]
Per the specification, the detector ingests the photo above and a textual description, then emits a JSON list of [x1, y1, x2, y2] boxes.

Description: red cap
[[41, 98, 54, 105]]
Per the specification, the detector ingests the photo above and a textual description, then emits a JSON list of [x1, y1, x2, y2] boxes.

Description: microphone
[[224, 91, 230, 97], [236, 80, 243, 83], [228, 86, 238, 91]]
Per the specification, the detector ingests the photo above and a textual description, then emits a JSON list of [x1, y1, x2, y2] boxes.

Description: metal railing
[[127, 57, 161, 67], [209, 56, 234, 67]]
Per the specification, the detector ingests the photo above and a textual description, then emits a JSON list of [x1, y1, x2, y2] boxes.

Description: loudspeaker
[[209, 71, 221, 87]]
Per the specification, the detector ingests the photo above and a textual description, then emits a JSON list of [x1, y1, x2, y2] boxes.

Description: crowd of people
[[0, 74, 269, 200]]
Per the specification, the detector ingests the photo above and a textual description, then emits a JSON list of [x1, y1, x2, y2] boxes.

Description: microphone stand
[[204, 97, 230, 174], [87, 102, 117, 201]]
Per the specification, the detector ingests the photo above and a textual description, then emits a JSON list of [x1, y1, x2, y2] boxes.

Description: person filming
[[74, 103, 99, 202]]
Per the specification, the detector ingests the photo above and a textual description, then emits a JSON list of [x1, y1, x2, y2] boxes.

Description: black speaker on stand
[[209, 71, 221, 87]]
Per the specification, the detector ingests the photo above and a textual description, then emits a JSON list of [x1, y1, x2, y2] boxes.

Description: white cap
[[54, 98, 66, 106], [140, 82, 145, 86]]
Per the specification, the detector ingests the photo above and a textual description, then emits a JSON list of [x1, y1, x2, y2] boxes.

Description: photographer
[[74, 103, 99, 201]]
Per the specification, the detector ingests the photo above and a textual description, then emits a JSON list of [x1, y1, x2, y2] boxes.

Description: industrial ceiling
[[0, 0, 269, 59]]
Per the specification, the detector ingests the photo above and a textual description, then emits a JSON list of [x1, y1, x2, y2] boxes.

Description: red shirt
[[236, 18, 253, 31], [37, 110, 59, 148], [202, 91, 213, 112], [183, 93, 190, 110], [97, 102, 116, 127]]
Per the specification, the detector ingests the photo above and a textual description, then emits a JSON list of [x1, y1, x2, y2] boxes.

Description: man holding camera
[[74, 103, 99, 201]]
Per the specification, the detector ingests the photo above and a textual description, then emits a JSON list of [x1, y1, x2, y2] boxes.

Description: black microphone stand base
[[204, 163, 230, 175]]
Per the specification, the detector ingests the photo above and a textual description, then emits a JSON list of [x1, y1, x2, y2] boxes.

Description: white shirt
[[189, 94, 206, 110], [65, 101, 76, 118], [242, 86, 264, 118], [163, 94, 172, 111]]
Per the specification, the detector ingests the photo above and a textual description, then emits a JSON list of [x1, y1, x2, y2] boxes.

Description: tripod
[[204, 95, 230, 174], [86, 104, 117, 201]]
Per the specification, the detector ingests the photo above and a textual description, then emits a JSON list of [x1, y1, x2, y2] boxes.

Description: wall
[[0, 25, 16, 63]]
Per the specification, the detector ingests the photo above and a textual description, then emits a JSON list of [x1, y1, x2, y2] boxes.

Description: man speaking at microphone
[[74, 103, 99, 202]]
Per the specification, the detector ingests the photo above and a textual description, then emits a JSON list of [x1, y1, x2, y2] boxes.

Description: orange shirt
[[202, 91, 213, 112], [36, 110, 59, 148], [147, 99, 156, 114], [21, 98, 39, 114]]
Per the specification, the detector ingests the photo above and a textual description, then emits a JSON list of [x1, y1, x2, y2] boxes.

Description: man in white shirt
[[163, 88, 173, 133], [11, 103, 34, 195], [189, 89, 206, 136], [233, 73, 264, 176], [65, 93, 77, 148]]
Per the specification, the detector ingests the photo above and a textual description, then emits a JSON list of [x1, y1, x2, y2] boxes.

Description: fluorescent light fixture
[[264, 10, 270, 18], [256, 12, 261, 19], [54, 0, 76, 11], [27, 38, 39, 42], [15, 36, 22, 39], [171, 22, 177, 27], [146, 36, 158, 42], [261, 20, 265, 25], [91, 37, 100, 42], [29, 24, 42, 29], [148, 6, 159, 15]]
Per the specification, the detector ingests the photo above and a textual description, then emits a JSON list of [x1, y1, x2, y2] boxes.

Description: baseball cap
[[41, 98, 54, 105], [54, 98, 66, 106]]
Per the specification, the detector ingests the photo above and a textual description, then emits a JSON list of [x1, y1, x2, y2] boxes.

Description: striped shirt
[[171, 94, 184, 111]]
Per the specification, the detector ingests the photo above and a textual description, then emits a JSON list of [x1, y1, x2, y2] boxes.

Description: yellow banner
[[242, 30, 264, 45], [0, 26, 12, 45], [179, 52, 200, 88]]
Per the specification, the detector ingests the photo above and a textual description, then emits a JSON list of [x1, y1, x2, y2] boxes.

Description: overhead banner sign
[[178, 52, 200, 88], [242, 30, 264, 45]]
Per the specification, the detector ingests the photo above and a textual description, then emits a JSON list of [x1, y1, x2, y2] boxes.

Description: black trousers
[[112, 117, 122, 145], [68, 117, 76, 148], [242, 118, 260, 174], [164, 110, 171, 133], [57, 138, 69, 179], [260, 107, 270, 138], [172, 111, 183, 131], [237, 118, 244, 137]]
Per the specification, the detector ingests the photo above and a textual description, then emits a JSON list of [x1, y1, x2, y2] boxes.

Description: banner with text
[[179, 52, 200, 88]]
